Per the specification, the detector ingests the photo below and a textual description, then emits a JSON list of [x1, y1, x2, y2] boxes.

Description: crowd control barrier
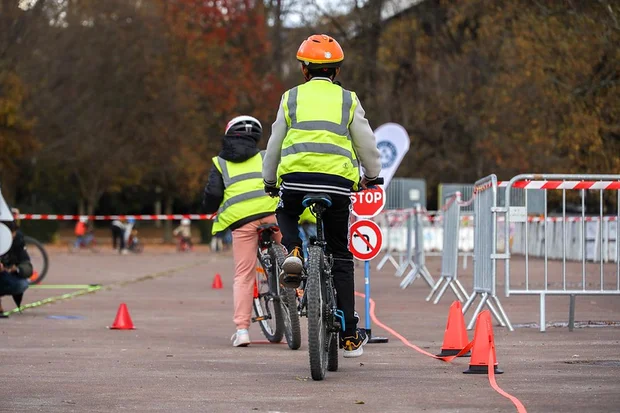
[[426, 192, 470, 304], [461, 175, 513, 331], [504, 174, 620, 332]]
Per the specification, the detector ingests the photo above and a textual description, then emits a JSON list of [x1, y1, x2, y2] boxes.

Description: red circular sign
[[351, 186, 385, 218], [348, 219, 383, 261]]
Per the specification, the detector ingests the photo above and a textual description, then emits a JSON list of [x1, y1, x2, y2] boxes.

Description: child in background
[[173, 218, 193, 250], [74, 216, 93, 249]]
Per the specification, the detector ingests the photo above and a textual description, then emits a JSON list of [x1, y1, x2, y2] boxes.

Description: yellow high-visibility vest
[[212, 152, 278, 234], [299, 207, 316, 224], [277, 81, 360, 189]]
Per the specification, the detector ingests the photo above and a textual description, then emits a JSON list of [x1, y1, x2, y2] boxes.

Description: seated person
[[0, 220, 32, 317]]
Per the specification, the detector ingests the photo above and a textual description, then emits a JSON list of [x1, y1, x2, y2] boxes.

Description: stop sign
[[351, 186, 385, 218]]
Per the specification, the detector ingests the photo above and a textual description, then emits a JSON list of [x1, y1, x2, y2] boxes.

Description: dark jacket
[[0, 230, 33, 279], [202, 134, 274, 233]]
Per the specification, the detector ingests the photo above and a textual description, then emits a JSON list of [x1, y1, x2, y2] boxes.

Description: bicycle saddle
[[302, 193, 332, 208], [256, 223, 279, 233]]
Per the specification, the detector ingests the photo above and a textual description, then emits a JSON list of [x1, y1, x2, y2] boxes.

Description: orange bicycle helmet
[[296, 34, 344, 69]]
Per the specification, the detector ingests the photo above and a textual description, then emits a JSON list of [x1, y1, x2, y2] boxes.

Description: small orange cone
[[212, 273, 223, 289], [463, 310, 503, 374], [109, 303, 135, 330], [437, 300, 470, 357]]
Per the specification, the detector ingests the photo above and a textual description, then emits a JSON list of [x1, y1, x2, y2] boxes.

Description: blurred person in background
[[202, 115, 280, 347], [111, 219, 125, 252], [0, 219, 32, 318], [173, 218, 193, 251], [73, 216, 94, 249], [121, 217, 135, 255]]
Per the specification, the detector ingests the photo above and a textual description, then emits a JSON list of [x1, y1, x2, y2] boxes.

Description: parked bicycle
[[252, 223, 301, 349], [23, 236, 48, 285], [295, 177, 384, 380]]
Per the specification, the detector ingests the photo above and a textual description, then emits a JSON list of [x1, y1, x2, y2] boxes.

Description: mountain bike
[[298, 178, 384, 381], [23, 235, 49, 285], [252, 223, 301, 349]]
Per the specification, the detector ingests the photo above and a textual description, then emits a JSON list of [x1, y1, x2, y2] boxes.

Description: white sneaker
[[120, 249, 129, 255], [231, 329, 250, 347]]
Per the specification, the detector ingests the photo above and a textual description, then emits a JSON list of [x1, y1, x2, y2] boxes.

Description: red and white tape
[[16, 214, 216, 221], [498, 180, 620, 190]]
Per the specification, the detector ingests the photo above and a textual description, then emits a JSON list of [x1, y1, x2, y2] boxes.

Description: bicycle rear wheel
[[271, 244, 301, 350], [24, 236, 49, 285], [307, 245, 328, 380], [253, 255, 284, 343], [327, 332, 339, 372]]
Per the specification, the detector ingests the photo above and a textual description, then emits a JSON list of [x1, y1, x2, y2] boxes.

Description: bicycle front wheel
[[24, 236, 49, 285], [306, 245, 328, 380], [253, 255, 284, 343], [271, 243, 301, 350]]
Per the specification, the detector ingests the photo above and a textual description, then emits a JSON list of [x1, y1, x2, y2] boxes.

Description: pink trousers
[[231, 215, 281, 330]]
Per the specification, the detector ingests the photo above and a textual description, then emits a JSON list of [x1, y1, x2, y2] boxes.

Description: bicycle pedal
[[251, 316, 269, 322], [334, 309, 346, 332]]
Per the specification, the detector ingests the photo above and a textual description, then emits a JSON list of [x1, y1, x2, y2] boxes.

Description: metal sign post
[[349, 219, 388, 344]]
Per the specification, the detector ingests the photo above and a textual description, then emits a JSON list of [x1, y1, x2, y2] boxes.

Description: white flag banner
[[0, 187, 13, 255], [0, 188, 12, 221], [374, 123, 410, 188]]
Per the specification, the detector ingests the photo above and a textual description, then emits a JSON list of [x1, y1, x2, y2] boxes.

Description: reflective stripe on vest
[[278, 81, 360, 186], [286, 86, 353, 137], [212, 152, 277, 234]]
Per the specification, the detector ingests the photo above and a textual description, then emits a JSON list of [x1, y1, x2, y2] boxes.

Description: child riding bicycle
[[173, 218, 193, 251], [262, 34, 381, 358], [203, 115, 281, 347]]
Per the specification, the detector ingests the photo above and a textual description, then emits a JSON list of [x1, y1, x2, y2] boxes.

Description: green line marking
[[2, 286, 102, 316], [2, 259, 210, 317], [30, 284, 102, 290]]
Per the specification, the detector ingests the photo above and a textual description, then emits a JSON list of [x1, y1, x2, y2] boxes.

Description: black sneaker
[[341, 328, 369, 358]]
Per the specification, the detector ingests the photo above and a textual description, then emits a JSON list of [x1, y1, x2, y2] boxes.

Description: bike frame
[[255, 227, 279, 319], [300, 203, 342, 333]]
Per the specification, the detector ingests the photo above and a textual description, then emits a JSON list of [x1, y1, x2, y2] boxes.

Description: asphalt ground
[[1, 246, 619, 412]]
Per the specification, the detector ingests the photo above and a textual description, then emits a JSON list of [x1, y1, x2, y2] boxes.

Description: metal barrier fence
[[504, 174, 620, 332], [398, 204, 435, 290], [462, 175, 513, 331], [376, 210, 409, 272], [439, 182, 546, 214], [510, 217, 618, 263], [426, 192, 470, 304]]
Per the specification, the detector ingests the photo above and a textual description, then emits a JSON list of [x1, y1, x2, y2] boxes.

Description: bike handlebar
[[265, 177, 384, 197]]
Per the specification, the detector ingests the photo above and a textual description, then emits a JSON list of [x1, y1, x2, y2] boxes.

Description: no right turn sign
[[349, 219, 383, 261]]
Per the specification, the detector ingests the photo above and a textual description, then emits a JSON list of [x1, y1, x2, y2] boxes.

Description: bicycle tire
[[327, 332, 339, 372], [253, 253, 284, 343], [271, 244, 301, 350], [307, 245, 328, 380], [24, 236, 49, 285]]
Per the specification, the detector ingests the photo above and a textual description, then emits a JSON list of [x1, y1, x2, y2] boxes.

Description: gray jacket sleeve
[[262, 95, 288, 184], [350, 96, 381, 179]]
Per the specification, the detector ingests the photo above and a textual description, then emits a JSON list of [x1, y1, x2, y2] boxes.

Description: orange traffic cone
[[212, 273, 223, 289], [437, 300, 470, 357], [109, 303, 135, 330], [463, 310, 503, 374]]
